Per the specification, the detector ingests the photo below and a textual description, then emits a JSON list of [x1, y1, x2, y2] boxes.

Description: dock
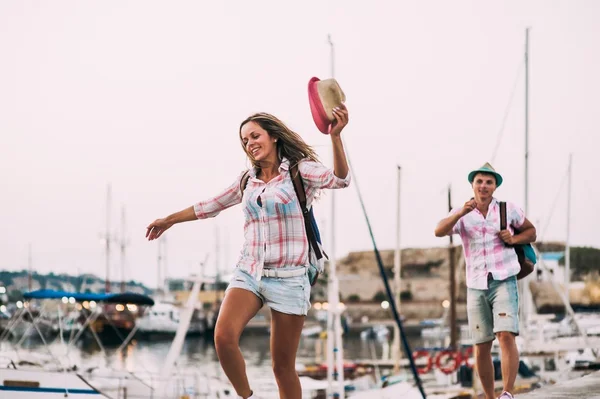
[[519, 370, 600, 398]]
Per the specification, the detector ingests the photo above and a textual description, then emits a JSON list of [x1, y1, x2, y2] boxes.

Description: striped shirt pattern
[[450, 198, 525, 289], [193, 157, 350, 280]]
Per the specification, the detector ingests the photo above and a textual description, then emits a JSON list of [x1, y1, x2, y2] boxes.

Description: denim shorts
[[226, 267, 311, 316], [467, 275, 520, 344]]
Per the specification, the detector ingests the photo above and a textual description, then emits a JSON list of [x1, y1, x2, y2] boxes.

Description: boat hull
[[0, 369, 103, 398]]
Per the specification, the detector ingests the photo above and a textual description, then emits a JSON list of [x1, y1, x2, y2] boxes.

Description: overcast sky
[[2, 1, 599, 288]]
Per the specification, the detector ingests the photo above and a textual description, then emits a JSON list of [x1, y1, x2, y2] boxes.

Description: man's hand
[[499, 230, 515, 245], [461, 199, 477, 216], [434, 198, 476, 237]]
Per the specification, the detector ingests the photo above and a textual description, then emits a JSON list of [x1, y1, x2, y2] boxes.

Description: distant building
[[165, 276, 228, 306], [333, 246, 466, 304], [10, 276, 41, 292]]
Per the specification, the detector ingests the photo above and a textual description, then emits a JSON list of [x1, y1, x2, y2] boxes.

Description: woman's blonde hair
[[239, 113, 319, 169]]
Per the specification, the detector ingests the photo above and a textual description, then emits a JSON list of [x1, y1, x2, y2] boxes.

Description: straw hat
[[468, 162, 503, 187], [308, 77, 346, 134]]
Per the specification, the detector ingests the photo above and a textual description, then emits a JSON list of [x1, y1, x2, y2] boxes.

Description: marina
[[2, 2, 600, 399], [1, 278, 599, 398]]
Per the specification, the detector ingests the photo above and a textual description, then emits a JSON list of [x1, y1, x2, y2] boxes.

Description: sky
[[2, 1, 599, 288]]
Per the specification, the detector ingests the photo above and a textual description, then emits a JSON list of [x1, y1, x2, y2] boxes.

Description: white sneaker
[[497, 391, 514, 399]]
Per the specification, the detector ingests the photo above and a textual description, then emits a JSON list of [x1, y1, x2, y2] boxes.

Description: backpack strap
[[499, 201, 507, 230], [239, 170, 250, 195], [290, 165, 307, 211], [290, 164, 323, 260]]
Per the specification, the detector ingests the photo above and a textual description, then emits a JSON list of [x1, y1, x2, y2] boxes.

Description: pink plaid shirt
[[193, 158, 350, 280], [449, 198, 525, 289]]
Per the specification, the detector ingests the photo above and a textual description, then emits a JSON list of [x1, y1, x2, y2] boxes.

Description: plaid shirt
[[193, 158, 350, 280], [449, 198, 525, 289]]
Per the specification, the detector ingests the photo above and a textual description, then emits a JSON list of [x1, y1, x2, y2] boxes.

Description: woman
[[146, 104, 350, 399]]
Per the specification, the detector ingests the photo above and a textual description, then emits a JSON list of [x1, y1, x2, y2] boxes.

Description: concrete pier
[[518, 370, 600, 398]]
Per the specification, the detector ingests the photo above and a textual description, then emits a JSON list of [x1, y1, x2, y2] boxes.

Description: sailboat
[[0, 281, 232, 398]]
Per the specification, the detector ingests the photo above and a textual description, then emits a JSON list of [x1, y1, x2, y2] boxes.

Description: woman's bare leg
[[270, 309, 305, 399], [214, 288, 262, 398]]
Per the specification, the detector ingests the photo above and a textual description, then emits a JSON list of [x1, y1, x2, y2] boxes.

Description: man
[[434, 163, 536, 399]]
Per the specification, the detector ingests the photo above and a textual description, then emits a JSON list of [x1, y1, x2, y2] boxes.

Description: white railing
[[82, 369, 232, 399]]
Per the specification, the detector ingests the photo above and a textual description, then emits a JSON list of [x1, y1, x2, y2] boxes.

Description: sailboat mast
[[119, 206, 127, 293], [28, 244, 32, 291], [163, 237, 168, 294], [525, 28, 529, 215], [565, 154, 572, 301], [105, 184, 112, 293], [519, 28, 531, 336], [392, 165, 402, 370], [215, 225, 221, 299], [157, 240, 163, 293], [325, 33, 345, 399], [328, 33, 336, 278], [448, 185, 458, 349], [326, 38, 335, 396]]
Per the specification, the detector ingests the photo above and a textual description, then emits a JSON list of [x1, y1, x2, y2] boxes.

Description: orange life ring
[[434, 350, 461, 375], [413, 350, 433, 374]]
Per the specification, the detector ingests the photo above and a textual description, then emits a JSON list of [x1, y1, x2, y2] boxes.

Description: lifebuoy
[[461, 346, 474, 368], [434, 350, 461, 375], [412, 350, 433, 374]]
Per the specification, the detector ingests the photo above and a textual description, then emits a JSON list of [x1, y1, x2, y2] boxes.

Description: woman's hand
[[329, 103, 349, 137], [145, 206, 197, 240], [146, 218, 174, 240]]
